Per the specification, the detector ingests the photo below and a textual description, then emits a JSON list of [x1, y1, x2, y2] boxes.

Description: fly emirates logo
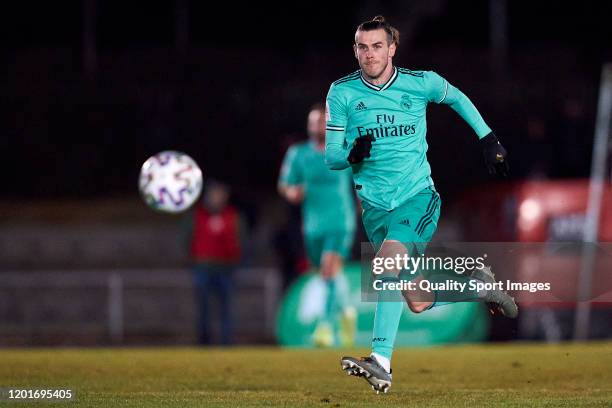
[[356, 114, 416, 139]]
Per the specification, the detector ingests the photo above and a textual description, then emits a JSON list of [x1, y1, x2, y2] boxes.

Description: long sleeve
[[424, 71, 492, 139], [278, 145, 303, 187], [325, 84, 351, 169]]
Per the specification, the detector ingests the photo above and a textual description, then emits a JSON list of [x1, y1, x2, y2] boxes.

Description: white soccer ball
[[138, 150, 203, 213]]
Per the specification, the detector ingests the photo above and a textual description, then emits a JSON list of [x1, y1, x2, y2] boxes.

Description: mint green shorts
[[361, 186, 441, 255], [305, 230, 355, 267]]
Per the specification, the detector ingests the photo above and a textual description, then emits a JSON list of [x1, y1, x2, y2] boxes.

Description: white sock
[[371, 352, 391, 373]]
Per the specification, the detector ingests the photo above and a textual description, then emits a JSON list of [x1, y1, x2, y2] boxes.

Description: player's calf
[[403, 277, 434, 313]]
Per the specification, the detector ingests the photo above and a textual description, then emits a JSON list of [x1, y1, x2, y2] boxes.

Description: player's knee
[[321, 253, 341, 279], [374, 240, 407, 277], [407, 301, 431, 314], [321, 265, 334, 279]]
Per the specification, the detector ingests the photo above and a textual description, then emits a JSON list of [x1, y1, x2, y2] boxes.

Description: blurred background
[[2, 0, 612, 347]]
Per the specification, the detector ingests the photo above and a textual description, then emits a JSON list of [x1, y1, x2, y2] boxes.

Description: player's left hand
[[480, 132, 509, 178]]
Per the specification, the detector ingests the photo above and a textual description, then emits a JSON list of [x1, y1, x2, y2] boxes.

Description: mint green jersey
[[325, 67, 492, 211], [279, 141, 356, 235]]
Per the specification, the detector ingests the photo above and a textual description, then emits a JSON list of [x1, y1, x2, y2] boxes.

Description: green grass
[[1, 342, 611, 407]]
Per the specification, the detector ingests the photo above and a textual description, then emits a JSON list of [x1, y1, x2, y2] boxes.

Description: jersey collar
[[360, 66, 398, 92]]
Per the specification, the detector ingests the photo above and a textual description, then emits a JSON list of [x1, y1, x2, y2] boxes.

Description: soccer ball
[[138, 150, 203, 213]]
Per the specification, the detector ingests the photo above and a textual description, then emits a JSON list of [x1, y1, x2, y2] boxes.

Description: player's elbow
[[324, 156, 338, 170], [325, 152, 349, 170], [444, 85, 466, 106], [325, 158, 347, 170]]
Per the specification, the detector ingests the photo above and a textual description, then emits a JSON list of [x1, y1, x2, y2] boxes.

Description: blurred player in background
[[278, 103, 357, 347], [325, 16, 517, 393]]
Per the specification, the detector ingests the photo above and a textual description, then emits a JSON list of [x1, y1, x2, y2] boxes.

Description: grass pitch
[[1, 342, 611, 407]]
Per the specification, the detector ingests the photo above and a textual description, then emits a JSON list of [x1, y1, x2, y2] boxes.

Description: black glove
[[480, 132, 509, 177], [348, 135, 375, 164]]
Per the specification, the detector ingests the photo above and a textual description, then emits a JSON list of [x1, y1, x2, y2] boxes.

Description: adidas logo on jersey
[[355, 101, 367, 111]]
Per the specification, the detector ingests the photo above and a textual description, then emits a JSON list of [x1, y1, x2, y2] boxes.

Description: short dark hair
[[355, 15, 400, 46]]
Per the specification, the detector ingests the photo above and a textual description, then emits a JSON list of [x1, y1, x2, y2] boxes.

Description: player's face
[[353, 29, 396, 80], [307, 109, 326, 144]]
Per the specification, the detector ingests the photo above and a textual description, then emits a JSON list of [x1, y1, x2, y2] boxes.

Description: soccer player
[[325, 16, 517, 393], [278, 103, 357, 347]]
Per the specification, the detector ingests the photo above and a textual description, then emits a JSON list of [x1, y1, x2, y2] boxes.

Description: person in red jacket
[[189, 180, 241, 345]]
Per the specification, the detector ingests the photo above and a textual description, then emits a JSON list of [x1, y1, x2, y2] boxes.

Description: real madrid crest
[[401, 94, 412, 111]]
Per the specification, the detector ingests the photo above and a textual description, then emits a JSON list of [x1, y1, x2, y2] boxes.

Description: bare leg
[[375, 240, 433, 313]]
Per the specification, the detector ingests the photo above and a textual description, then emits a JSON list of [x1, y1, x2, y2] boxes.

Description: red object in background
[[515, 180, 612, 242], [296, 256, 310, 275], [458, 180, 612, 242], [191, 206, 241, 263], [458, 180, 612, 309]]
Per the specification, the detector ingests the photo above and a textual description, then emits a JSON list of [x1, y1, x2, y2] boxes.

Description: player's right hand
[[348, 135, 376, 164], [284, 185, 304, 204]]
